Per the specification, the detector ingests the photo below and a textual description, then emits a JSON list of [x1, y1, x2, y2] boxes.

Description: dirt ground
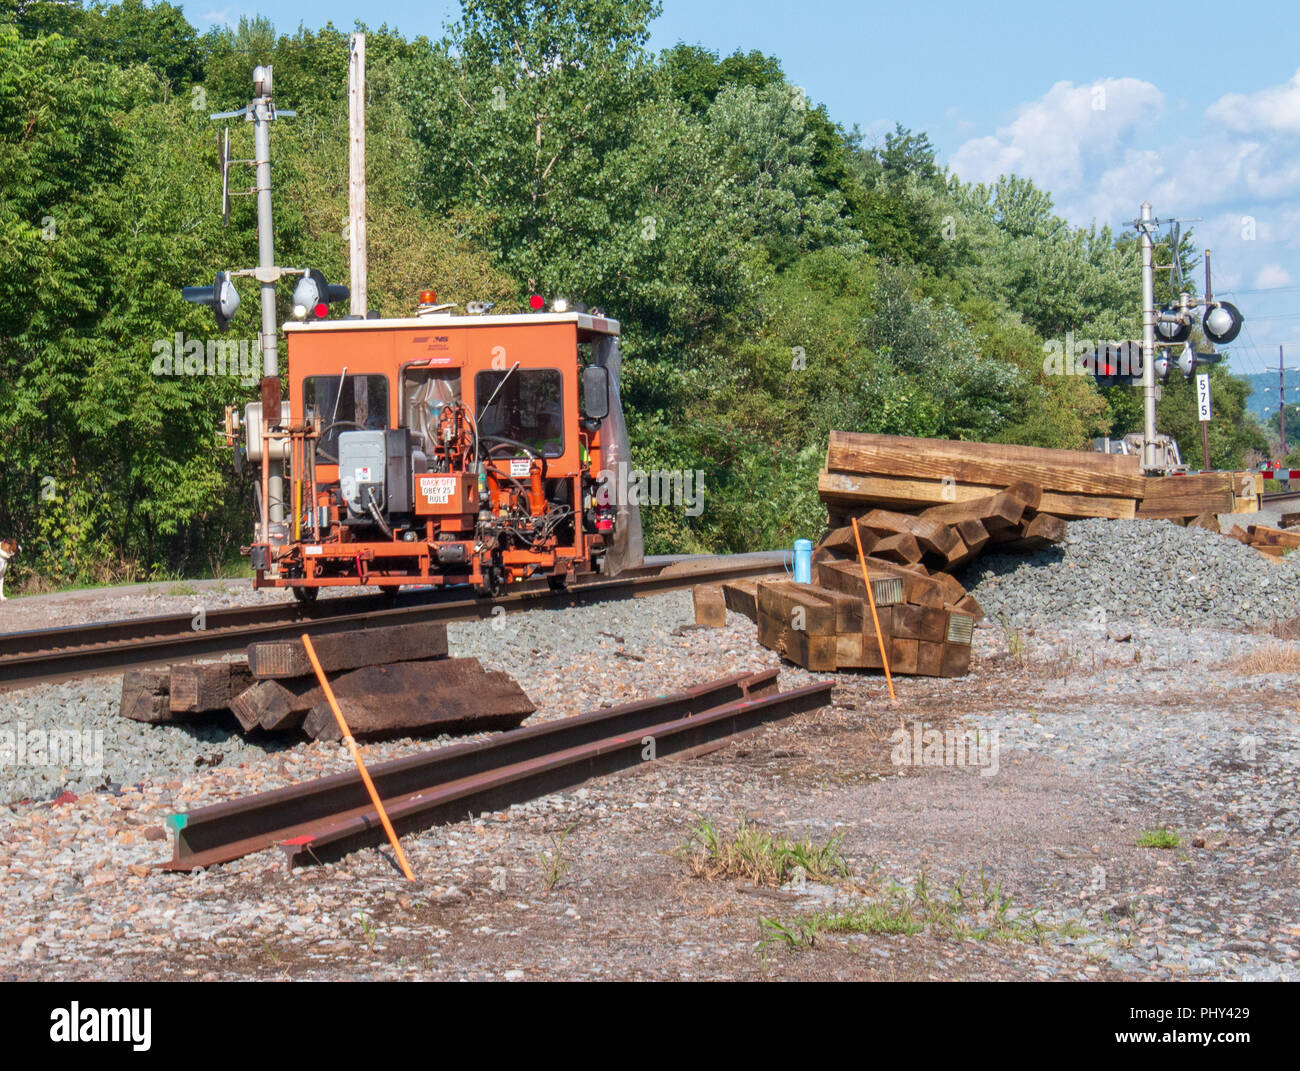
[[8, 616, 1293, 982]]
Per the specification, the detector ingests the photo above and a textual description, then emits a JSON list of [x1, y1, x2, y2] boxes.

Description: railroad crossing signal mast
[[1134, 202, 1243, 474], [181, 65, 348, 533]]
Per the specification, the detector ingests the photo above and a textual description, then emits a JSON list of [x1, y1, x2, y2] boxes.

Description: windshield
[[474, 368, 564, 457], [303, 374, 390, 460]]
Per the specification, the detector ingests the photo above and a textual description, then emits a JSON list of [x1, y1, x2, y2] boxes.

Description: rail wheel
[[292, 586, 319, 606], [475, 566, 504, 598]]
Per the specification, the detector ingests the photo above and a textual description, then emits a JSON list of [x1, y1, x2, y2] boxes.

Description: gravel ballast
[[1, 530, 1298, 982], [961, 517, 1300, 629]]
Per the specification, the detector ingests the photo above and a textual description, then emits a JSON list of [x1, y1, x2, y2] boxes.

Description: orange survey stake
[[301, 633, 415, 882]]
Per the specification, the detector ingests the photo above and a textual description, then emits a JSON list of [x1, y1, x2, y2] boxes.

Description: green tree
[[81, 0, 203, 87], [659, 43, 783, 113], [1156, 362, 1267, 470]]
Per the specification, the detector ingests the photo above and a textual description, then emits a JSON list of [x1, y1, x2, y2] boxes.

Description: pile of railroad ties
[[1226, 520, 1300, 558], [694, 430, 1264, 678], [120, 622, 534, 739]]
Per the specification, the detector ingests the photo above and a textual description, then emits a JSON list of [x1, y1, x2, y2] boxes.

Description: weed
[[1000, 620, 1027, 667], [1136, 827, 1181, 849], [681, 817, 850, 887], [536, 822, 578, 890], [752, 866, 1101, 967]]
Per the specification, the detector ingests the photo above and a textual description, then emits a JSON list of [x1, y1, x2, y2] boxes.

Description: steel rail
[[0, 556, 783, 690], [164, 668, 775, 869], [161, 669, 833, 872], [1260, 490, 1300, 505], [282, 681, 831, 870]]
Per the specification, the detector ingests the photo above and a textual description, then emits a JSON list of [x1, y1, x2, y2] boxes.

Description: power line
[[1219, 284, 1300, 296]]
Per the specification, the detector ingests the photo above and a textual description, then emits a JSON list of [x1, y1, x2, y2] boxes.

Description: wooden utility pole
[[348, 33, 368, 317], [1280, 346, 1289, 459]]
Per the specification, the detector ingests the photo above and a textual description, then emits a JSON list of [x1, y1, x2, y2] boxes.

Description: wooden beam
[[1138, 473, 1233, 516], [856, 509, 962, 558], [692, 583, 727, 628], [870, 532, 923, 564], [825, 471, 1136, 519], [302, 658, 534, 741], [989, 513, 1068, 552], [721, 578, 761, 623], [247, 621, 449, 679], [169, 661, 253, 714], [231, 678, 320, 732], [1248, 525, 1300, 549], [814, 558, 910, 607], [757, 581, 837, 635], [119, 669, 171, 723], [826, 431, 1146, 497]]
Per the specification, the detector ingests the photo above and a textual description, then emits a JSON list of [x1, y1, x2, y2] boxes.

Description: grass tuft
[[1136, 827, 1181, 849], [681, 817, 850, 887]]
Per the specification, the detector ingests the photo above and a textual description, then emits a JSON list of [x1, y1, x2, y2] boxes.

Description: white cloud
[[1206, 68, 1300, 134], [201, 9, 238, 30], [948, 69, 1300, 246], [946, 69, 1300, 372], [1255, 264, 1293, 288], [949, 78, 1164, 192]]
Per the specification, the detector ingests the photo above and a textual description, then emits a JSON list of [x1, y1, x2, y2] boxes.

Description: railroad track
[[162, 668, 832, 872], [0, 555, 785, 690], [1261, 490, 1300, 505]]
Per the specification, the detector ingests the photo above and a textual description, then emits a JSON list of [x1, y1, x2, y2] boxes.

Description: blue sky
[[185, 0, 1300, 378]]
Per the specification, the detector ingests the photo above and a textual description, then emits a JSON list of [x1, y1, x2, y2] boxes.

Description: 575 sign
[[1197, 372, 1212, 470]]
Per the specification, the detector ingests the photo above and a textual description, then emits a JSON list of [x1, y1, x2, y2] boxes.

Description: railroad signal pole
[[1262, 345, 1300, 460], [1136, 203, 1162, 472], [1280, 346, 1293, 458], [186, 63, 352, 569], [348, 33, 368, 317], [207, 67, 302, 527], [1133, 202, 1244, 474]]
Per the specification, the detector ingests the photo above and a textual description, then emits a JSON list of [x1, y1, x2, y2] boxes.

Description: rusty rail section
[[162, 669, 832, 872], [0, 555, 783, 690]]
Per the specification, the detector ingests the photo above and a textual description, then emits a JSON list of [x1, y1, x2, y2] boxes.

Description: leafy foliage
[[0, 1, 1270, 584]]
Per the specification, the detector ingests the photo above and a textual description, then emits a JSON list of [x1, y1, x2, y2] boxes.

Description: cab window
[[303, 374, 390, 460], [474, 368, 564, 457]]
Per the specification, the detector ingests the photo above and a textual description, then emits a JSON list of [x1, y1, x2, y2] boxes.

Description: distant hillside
[[1243, 371, 1272, 418]]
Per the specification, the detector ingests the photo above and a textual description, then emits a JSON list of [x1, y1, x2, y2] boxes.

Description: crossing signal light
[[1177, 347, 1223, 380], [292, 270, 349, 320], [1083, 341, 1143, 388], [1203, 301, 1243, 345], [1155, 304, 1192, 344], [181, 271, 240, 331]]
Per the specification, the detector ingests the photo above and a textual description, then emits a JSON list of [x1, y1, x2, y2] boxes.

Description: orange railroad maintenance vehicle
[[230, 297, 644, 602]]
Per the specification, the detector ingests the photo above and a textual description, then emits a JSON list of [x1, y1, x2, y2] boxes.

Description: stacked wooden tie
[[698, 560, 976, 677], [819, 431, 1146, 521], [1226, 523, 1300, 559], [819, 430, 1257, 525], [119, 621, 535, 740]]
